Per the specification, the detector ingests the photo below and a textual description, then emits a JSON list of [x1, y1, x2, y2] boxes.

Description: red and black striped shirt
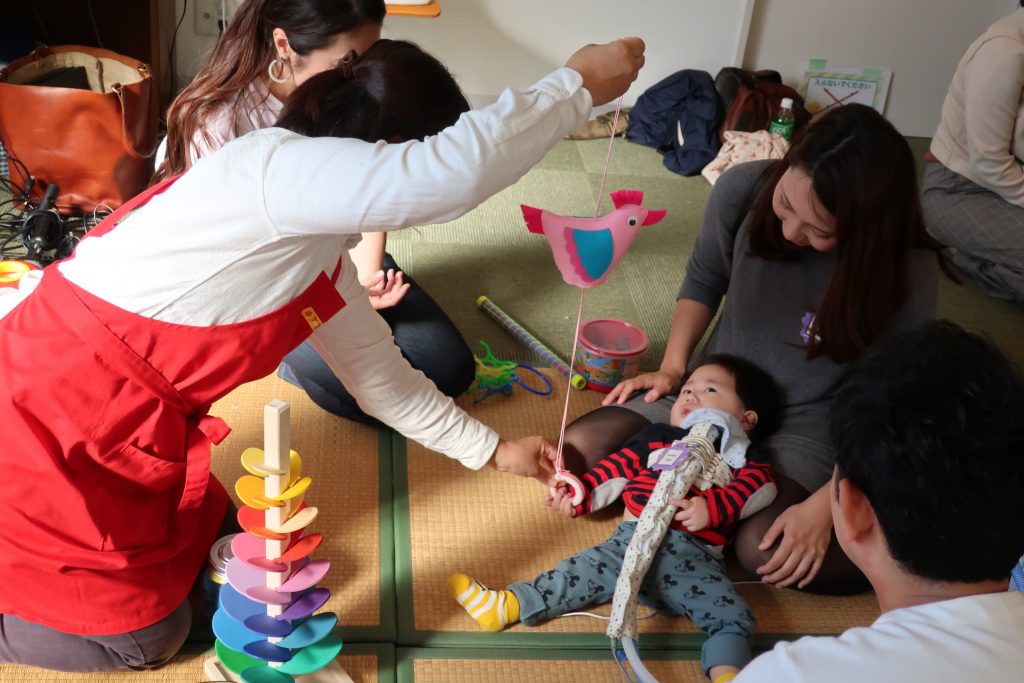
[[574, 423, 774, 547]]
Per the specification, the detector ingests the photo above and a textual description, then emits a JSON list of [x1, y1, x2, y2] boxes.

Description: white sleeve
[[963, 38, 1024, 206], [308, 251, 498, 468], [262, 68, 591, 235]]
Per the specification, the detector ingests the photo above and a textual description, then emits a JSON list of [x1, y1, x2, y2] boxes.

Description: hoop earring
[[267, 55, 292, 84]]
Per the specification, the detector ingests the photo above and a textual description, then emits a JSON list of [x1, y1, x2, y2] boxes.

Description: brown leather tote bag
[[0, 45, 157, 211]]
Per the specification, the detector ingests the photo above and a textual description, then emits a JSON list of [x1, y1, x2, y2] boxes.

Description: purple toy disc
[[277, 587, 330, 621]]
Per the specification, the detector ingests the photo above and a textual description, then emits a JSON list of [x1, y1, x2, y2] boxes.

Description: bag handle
[[112, 65, 158, 159]]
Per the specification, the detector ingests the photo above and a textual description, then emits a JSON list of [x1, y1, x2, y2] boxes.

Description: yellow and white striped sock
[[447, 573, 520, 632]]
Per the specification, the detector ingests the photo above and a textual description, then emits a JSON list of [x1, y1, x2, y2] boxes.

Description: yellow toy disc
[[274, 475, 312, 502], [235, 474, 286, 510], [240, 448, 302, 482], [271, 506, 318, 534]]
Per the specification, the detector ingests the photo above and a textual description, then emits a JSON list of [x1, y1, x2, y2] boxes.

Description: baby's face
[[671, 364, 749, 427]]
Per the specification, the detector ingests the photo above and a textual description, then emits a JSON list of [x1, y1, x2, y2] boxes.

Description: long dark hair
[[747, 103, 953, 363], [156, 0, 386, 181], [276, 39, 469, 142]]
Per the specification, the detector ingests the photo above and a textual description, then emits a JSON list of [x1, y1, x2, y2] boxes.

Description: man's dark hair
[[832, 320, 1024, 583], [694, 353, 783, 442]]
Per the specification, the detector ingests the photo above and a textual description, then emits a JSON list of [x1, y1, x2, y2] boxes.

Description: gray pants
[[0, 602, 191, 672], [922, 161, 1024, 303], [509, 521, 754, 673], [0, 509, 238, 672]]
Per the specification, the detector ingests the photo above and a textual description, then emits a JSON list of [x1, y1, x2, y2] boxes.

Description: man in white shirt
[[735, 320, 1024, 682]]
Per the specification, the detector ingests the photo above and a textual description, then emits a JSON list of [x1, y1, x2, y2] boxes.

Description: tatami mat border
[[341, 431, 398, 644], [395, 647, 704, 683], [390, 431, 707, 651]]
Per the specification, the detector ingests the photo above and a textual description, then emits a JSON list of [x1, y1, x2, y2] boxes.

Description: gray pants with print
[[509, 521, 754, 673]]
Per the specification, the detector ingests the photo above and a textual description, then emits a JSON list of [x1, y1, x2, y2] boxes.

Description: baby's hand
[[673, 497, 708, 532], [545, 480, 578, 518]]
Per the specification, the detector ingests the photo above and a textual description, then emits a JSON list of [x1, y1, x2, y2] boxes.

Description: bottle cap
[[781, 97, 793, 109]]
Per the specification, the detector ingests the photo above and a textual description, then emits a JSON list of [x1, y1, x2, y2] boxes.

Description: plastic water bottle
[[769, 97, 795, 141]]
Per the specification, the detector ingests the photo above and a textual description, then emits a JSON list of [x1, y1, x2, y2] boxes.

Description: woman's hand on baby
[[365, 268, 410, 310], [491, 436, 558, 482], [565, 37, 645, 106], [671, 497, 708, 532], [755, 488, 832, 589], [545, 481, 578, 518], [602, 370, 681, 406]]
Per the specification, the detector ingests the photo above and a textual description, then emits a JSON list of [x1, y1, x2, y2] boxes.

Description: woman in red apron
[[0, 38, 644, 671]]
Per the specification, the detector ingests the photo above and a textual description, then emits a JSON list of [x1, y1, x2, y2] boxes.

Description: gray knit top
[[627, 160, 938, 490]]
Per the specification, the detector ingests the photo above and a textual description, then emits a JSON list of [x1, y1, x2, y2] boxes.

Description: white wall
[[171, 0, 755, 109], [171, 0, 1018, 135], [744, 0, 1017, 136]]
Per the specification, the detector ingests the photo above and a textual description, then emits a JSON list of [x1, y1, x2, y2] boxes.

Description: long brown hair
[[155, 0, 385, 182], [276, 39, 470, 142], [747, 103, 954, 363]]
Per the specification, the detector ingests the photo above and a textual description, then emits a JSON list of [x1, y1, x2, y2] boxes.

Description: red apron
[[0, 178, 346, 635]]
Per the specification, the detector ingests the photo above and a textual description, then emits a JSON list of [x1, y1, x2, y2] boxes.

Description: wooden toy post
[[262, 400, 290, 641], [204, 400, 351, 683]]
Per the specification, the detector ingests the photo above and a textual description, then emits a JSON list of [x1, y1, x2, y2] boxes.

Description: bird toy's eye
[[627, 216, 639, 226]]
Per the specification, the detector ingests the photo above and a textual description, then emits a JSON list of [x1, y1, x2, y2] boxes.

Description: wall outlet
[[193, 0, 244, 37], [193, 0, 222, 37]]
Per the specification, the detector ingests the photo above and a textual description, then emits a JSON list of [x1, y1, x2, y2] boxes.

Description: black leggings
[[563, 405, 869, 595]]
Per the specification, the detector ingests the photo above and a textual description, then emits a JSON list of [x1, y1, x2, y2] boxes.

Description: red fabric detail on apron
[[0, 177, 346, 635]]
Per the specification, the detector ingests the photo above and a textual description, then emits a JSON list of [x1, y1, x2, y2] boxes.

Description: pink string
[[554, 97, 624, 474]]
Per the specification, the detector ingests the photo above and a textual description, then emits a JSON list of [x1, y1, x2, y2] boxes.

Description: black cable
[[29, 4, 52, 46], [85, 0, 105, 49], [167, 0, 188, 109]]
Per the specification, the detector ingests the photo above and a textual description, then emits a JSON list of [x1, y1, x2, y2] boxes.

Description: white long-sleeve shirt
[[153, 80, 284, 170], [733, 592, 1024, 683], [50, 67, 591, 469]]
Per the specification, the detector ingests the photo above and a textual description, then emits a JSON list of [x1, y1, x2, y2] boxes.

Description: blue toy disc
[[277, 633, 343, 675], [244, 613, 297, 638], [277, 612, 337, 649], [212, 608, 264, 652], [214, 639, 263, 675], [278, 587, 329, 621], [219, 583, 265, 623], [244, 640, 294, 663]]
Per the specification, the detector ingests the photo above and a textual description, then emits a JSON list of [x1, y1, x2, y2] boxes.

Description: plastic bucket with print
[[573, 318, 649, 393]]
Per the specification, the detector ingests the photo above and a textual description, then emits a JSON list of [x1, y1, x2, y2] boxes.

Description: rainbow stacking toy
[[204, 400, 350, 683]]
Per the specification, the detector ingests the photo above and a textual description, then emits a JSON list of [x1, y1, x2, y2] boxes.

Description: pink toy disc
[[245, 585, 292, 606], [226, 557, 270, 593], [277, 559, 330, 593], [273, 533, 323, 563], [232, 532, 288, 573]]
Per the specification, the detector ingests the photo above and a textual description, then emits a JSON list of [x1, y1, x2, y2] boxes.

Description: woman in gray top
[[563, 104, 951, 594]]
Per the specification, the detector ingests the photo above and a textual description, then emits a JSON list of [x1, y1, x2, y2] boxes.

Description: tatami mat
[[396, 647, 703, 683], [395, 370, 878, 649], [0, 644, 394, 683]]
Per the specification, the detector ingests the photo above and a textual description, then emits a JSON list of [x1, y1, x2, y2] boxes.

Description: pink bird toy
[[521, 190, 666, 288]]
